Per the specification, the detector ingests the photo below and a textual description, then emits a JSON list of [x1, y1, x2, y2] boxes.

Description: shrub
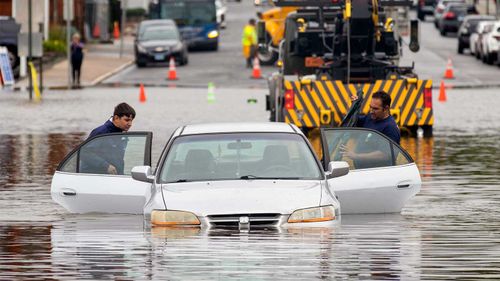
[[43, 40, 66, 54]]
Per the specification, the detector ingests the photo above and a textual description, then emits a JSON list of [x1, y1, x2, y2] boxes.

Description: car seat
[[184, 149, 215, 180]]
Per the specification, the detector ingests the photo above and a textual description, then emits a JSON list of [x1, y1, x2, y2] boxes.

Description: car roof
[[180, 122, 299, 135], [139, 19, 176, 27], [463, 15, 496, 21]]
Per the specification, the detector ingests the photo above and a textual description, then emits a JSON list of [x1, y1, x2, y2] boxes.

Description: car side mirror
[[131, 166, 154, 183], [326, 161, 349, 179]]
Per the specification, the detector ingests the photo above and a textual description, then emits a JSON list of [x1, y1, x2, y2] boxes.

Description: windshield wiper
[[174, 179, 190, 183], [240, 175, 300, 180]]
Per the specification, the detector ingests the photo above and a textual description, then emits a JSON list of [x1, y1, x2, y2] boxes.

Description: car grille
[[207, 213, 282, 228]]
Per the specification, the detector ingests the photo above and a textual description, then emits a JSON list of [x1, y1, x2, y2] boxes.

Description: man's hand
[[107, 164, 118, 175], [351, 95, 359, 102], [340, 144, 357, 160]]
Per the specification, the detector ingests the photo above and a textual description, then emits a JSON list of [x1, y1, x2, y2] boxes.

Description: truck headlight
[[207, 30, 219, 39], [137, 44, 147, 53], [288, 205, 336, 223], [151, 210, 200, 226]]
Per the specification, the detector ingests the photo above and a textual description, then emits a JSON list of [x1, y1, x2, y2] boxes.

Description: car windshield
[[159, 133, 322, 183], [160, 1, 216, 26], [140, 27, 179, 41]]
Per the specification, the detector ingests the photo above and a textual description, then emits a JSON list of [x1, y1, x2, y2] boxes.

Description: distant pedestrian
[[242, 19, 258, 68], [70, 33, 84, 88], [80, 103, 136, 175]]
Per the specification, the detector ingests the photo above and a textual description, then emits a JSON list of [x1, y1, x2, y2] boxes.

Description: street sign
[[18, 33, 44, 57], [0, 47, 15, 86], [63, 0, 74, 21]]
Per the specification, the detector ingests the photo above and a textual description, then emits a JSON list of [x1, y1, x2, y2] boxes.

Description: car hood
[[139, 40, 179, 48], [161, 180, 322, 216]]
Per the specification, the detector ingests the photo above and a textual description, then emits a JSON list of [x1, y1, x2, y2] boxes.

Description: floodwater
[[1, 87, 500, 280]]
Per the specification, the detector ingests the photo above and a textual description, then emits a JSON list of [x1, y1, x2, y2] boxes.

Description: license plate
[[154, 54, 165, 61]]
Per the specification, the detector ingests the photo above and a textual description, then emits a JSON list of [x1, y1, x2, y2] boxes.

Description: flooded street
[[1, 87, 500, 279]]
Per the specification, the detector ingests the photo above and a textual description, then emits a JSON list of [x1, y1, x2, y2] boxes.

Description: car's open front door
[[51, 132, 153, 214], [321, 128, 421, 214]]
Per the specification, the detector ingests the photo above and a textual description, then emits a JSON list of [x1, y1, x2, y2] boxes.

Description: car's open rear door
[[51, 132, 153, 214]]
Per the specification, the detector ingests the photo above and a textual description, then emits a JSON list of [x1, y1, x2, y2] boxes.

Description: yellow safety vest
[[241, 24, 257, 46]]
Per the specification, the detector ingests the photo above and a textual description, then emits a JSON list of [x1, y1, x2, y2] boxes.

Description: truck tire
[[258, 32, 279, 65]]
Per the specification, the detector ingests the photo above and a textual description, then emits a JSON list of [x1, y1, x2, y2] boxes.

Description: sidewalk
[[16, 36, 135, 90]]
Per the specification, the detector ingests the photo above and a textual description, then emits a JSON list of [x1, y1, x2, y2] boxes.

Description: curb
[[90, 59, 134, 86]]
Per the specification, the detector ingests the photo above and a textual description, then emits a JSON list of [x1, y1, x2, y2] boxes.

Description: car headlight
[[207, 30, 219, 39], [151, 210, 200, 226], [137, 44, 147, 53], [288, 205, 336, 223], [171, 43, 182, 52]]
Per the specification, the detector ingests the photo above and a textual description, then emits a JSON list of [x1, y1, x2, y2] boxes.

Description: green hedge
[[43, 40, 66, 54]]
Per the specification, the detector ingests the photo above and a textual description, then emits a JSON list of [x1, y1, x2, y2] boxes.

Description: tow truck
[[261, 0, 433, 156]]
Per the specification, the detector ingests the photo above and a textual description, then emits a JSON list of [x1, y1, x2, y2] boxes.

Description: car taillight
[[424, 87, 432, 108], [444, 12, 456, 19], [284, 89, 294, 110], [419, 0, 424, 6], [494, 36, 500, 41]]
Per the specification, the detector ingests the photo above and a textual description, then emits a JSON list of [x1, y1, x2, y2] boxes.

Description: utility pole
[[66, 0, 72, 89], [120, 0, 127, 58], [28, 0, 32, 100]]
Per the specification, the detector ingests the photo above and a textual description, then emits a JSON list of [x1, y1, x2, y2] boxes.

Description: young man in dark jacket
[[81, 103, 136, 175]]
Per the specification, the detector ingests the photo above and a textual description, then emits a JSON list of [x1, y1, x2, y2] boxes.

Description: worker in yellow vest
[[242, 19, 257, 68]]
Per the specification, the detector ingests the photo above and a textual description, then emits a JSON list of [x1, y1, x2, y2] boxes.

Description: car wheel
[[457, 43, 464, 54], [417, 11, 425, 21], [440, 29, 446, 36], [434, 21, 438, 28], [486, 53, 493, 65], [136, 61, 146, 68], [183, 54, 189, 65]]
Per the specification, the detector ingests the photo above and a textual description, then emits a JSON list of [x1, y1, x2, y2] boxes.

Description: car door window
[[322, 129, 413, 170], [58, 133, 151, 176]]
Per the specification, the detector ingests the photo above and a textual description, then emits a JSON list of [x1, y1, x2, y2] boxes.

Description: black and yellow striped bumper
[[283, 79, 434, 128]]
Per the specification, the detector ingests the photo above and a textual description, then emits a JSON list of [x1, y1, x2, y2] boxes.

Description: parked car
[[134, 24, 188, 67], [479, 21, 500, 64], [438, 3, 468, 36], [474, 21, 495, 59], [434, 0, 464, 28], [51, 123, 422, 227], [463, 16, 496, 55], [215, 0, 227, 29], [417, 0, 437, 21]]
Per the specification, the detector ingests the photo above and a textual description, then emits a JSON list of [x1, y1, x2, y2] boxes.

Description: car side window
[[323, 129, 412, 170], [58, 134, 150, 176]]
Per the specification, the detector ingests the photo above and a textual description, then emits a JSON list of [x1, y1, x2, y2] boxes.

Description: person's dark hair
[[372, 91, 391, 109], [249, 18, 256, 25], [113, 102, 136, 118]]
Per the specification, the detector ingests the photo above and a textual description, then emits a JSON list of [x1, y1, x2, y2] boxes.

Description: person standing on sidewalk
[[241, 19, 258, 68], [70, 33, 84, 88]]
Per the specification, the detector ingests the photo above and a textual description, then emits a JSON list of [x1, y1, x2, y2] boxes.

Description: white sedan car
[[51, 122, 421, 228]]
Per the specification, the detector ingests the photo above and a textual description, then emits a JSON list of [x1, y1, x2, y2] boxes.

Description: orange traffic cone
[[139, 83, 146, 103], [438, 81, 447, 102], [168, 57, 178, 80], [251, 57, 262, 79], [443, 58, 455, 79], [113, 21, 120, 39], [93, 23, 101, 38]]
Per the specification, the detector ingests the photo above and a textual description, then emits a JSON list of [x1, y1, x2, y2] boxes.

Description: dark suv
[[417, 0, 437, 21], [0, 16, 21, 78]]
